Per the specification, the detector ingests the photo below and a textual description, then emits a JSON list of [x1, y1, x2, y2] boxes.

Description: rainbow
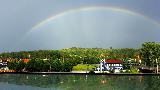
[[29, 6, 160, 33]]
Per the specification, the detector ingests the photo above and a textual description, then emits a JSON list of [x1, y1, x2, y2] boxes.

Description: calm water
[[0, 74, 160, 90]]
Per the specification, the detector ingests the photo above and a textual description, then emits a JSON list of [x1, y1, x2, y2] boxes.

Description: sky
[[0, 0, 160, 52]]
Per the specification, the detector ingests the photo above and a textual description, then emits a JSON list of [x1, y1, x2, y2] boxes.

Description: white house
[[97, 59, 123, 72]]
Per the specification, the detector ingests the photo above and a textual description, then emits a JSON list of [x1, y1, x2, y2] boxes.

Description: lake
[[0, 74, 160, 90]]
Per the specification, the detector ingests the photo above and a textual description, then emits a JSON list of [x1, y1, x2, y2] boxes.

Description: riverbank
[[1, 72, 160, 76]]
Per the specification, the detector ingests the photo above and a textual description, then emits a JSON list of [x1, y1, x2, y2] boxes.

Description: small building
[[105, 59, 123, 71], [97, 59, 123, 72], [21, 59, 30, 63], [0, 58, 8, 67]]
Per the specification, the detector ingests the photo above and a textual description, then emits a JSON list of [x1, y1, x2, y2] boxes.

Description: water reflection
[[0, 74, 160, 90]]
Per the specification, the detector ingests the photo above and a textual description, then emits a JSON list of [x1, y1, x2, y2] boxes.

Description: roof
[[21, 59, 30, 63], [105, 59, 123, 64]]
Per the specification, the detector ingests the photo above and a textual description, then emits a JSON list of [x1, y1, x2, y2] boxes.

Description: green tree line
[[0, 47, 140, 72], [1, 42, 160, 72]]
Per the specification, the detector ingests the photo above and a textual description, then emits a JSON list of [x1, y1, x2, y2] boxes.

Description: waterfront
[[0, 74, 160, 90]]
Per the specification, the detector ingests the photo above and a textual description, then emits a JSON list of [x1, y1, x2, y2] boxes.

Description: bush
[[89, 69, 95, 73], [128, 67, 139, 74], [72, 64, 97, 71]]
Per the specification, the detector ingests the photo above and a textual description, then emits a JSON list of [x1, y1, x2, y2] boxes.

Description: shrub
[[129, 67, 139, 74], [72, 64, 97, 71], [89, 69, 95, 73]]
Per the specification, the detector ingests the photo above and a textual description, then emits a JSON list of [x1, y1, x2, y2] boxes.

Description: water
[[0, 74, 160, 90]]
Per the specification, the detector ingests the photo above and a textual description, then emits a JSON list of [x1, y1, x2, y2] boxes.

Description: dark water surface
[[0, 74, 160, 90]]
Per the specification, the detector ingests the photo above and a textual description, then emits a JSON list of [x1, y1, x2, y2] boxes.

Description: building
[[0, 58, 10, 70], [0, 58, 9, 67], [97, 59, 123, 72], [105, 59, 123, 70], [21, 59, 30, 63]]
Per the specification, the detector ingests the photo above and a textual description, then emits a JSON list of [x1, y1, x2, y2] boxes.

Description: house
[[105, 59, 123, 70], [97, 59, 123, 72], [21, 59, 30, 63], [0, 58, 9, 67], [0, 58, 10, 70]]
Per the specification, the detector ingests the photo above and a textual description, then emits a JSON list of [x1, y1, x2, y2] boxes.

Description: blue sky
[[0, 0, 160, 52]]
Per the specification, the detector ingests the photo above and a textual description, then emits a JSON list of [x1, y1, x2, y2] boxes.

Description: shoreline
[[0, 72, 160, 76]]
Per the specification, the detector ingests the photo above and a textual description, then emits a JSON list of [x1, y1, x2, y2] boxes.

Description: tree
[[140, 42, 160, 71], [61, 60, 73, 72], [51, 59, 62, 72], [8, 60, 17, 70], [8, 60, 26, 72], [26, 59, 37, 72], [16, 61, 26, 72]]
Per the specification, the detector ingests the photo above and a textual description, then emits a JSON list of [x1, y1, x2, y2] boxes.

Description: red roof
[[105, 59, 123, 64], [21, 59, 30, 63]]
